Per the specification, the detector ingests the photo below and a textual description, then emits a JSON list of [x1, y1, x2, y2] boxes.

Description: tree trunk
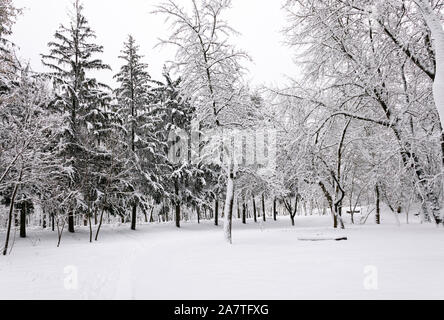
[[197, 206, 200, 224], [319, 181, 337, 228], [273, 198, 277, 221], [3, 170, 22, 255], [253, 196, 257, 223], [68, 211, 75, 233], [242, 201, 247, 224], [417, 0, 444, 138], [214, 198, 219, 226], [88, 209, 93, 243], [42, 209, 47, 229], [20, 201, 26, 238], [174, 203, 180, 228], [131, 203, 137, 230], [262, 193, 266, 222], [95, 206, 105, 241], [223, 171, 235, 244], [375, 184, 381, 225]]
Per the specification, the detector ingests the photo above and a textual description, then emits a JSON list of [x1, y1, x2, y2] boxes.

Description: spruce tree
[[41, 0, 113, 233], [114, 35, 163, 230]]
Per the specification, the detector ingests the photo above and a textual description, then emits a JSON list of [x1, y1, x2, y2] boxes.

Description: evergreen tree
[[41, 0, 113, 233], [0, 0, 20, 95], [114, 35, 163, 230], [152, 69, 207, 228]]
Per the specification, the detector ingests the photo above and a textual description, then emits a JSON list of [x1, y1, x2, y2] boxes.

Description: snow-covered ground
[[1, 210, 443, 300]]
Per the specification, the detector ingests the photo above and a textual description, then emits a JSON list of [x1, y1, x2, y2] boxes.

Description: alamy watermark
[[363, 265, 378, 290], [64, 265, 78, 291]]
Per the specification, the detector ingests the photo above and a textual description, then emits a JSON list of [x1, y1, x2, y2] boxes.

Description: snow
[[1, 210, 444, 300]]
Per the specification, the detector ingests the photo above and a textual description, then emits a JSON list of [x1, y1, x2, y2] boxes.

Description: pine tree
[[0, 0, 20, 95], [152, 69, 205, 228], [41, 0, 113, 233], [114, 35, 164, 230]]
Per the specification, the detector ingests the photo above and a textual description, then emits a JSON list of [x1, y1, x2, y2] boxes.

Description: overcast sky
[[11, 0, 300, 88]]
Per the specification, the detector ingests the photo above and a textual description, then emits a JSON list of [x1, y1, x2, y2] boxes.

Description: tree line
[[1, 0, 444, 254]]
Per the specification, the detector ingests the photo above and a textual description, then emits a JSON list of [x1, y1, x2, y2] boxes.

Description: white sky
[[11, 0, 300, 88]]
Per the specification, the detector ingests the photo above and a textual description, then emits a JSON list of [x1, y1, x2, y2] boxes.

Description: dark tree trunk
[[149, 206, 154, 223], [175, 204, 181, 228], [284, 196, 298, 227], [88, 210, 93, 243], [144, 210, 148, 223], [197, 206, 200, 224], [319, 181, 336, 228], [242, 202, 247, 224], [68, 211, 75, 233], [375, 185, 381, 225], [20, 202, 26, 238], [52, 214, 55, 232], [214, 198, 219, 226], [42, 209, 47, 229], [273, 198, 277, 221], [95, 206, 105, 241], [131, 203, 137, 230], [3, 171, 22, 255], [262, 193, 266, 222], [253, 196, 257, 223]]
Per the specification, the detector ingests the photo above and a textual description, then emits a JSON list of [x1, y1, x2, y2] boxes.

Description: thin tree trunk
[[273, 198, 277, 221], [214, 198, 219, 226], [149, 206, 154, 223], [95, 206, 105, 241], [253, 195, 257, 223], [375, 184, 381, 225], [262, 193, 266, 222], [57, 215, 66, 248], [88, 208, 93, 243], [20, 201, 26, 238], [3, 170, 22, 255], [223, 171, 235, 244]]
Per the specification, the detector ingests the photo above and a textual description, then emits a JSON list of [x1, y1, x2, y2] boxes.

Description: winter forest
[[1, 0, 444, 300]]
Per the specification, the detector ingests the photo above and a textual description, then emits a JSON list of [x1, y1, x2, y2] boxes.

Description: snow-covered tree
[[1, 64, 67, 254], [282, 0, 443, 225], [41, 0, 114, 233], [114, 35, 161, 230], [156, 0, 250, 243]]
